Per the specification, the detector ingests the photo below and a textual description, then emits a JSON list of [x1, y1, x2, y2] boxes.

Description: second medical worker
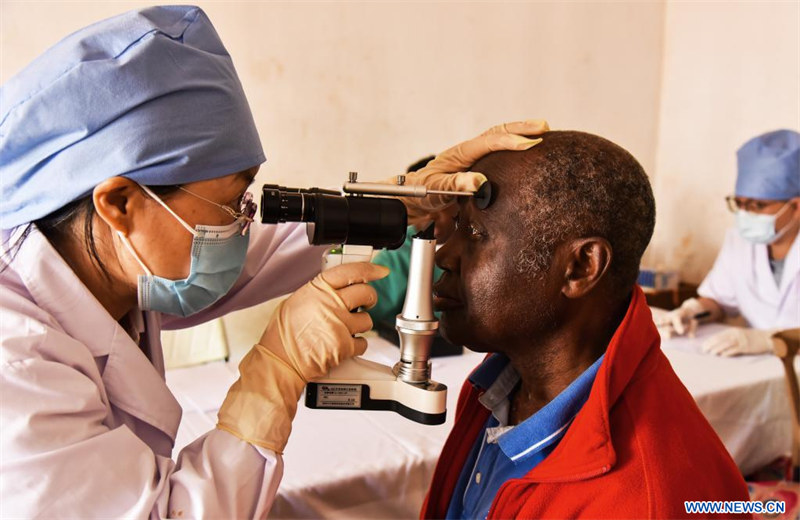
[[659, 129, 800, 355], [0, 6, 548, 517]]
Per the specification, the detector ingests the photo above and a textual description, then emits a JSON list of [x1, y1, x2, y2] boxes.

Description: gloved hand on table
[[395, 119, 550, 228], [702, 327, 774, 357], [217, 262, 390, 453], [654, 297, 708, 337]]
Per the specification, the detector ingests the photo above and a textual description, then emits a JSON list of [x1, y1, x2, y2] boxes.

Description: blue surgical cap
[[736, 129, 800, 200], [0, 6, 265, 230]]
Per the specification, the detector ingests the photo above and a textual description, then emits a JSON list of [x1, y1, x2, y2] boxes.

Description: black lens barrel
[[260, 184, 407, 249]]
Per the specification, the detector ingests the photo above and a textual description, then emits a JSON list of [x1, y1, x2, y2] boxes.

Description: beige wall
[[6, 2, 797, 286], [648, 1, 800, 283], [1, 1, 665, 186], [0, 1, 667, 364]]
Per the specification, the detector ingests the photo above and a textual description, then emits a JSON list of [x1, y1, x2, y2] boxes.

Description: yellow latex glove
[[217, 262, 389, 453], [397, 119, 549, 228], [701, 327, 774, 357]]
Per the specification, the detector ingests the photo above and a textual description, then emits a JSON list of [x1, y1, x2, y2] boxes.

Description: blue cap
[[0, 6, 265, 230], [735, 129, 800, 200]]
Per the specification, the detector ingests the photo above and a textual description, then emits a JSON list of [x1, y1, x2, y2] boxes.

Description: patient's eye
[[467, 224, 485, 239], [455, 214, 485, 240]]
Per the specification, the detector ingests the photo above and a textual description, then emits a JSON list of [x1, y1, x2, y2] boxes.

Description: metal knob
[[349, 171, 358, 183], [396, 174, 406, 186]]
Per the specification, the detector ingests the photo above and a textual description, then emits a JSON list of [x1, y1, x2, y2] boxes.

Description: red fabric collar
[[422, 286, 661, 517], [524, 286, 659, 482]]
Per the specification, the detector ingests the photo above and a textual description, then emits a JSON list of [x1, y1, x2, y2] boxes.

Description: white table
[[165, 322, 795, 519], [655, 320, 795, 478]]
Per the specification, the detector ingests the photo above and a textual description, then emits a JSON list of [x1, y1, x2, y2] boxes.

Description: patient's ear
[[561, 237, 612, 299]]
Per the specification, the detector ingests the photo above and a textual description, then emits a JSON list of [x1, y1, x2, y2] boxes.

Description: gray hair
[[513, 131, 655, 291]]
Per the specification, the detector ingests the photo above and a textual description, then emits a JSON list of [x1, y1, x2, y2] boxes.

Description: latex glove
[[654, 297, 707, 337], [702, 327, 774, 357], [217, 262, 390, 453], [398, 119, 549, 228]]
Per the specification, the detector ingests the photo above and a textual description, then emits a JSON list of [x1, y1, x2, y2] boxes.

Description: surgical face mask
[[735, 201, 794, 244], [118, 184, 252, 317]]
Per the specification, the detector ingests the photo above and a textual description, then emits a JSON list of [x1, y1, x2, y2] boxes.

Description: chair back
[[773, 328, 800, 482]]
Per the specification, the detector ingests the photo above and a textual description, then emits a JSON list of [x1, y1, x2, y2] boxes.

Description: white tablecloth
[[165, 322, 795, 519], [656, 321, 794, 477]]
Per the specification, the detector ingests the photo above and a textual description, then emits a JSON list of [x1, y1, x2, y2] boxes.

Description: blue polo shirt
[[445, 353, 604, 520]]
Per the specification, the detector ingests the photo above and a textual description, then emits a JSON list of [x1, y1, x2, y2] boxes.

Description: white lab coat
[[0, 221, 326, 518], [698, 228, 800, 330]]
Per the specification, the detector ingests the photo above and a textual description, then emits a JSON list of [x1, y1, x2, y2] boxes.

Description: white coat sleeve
[[167, 430, 283, 518], [697, 229, 741, 318], [161, 221, 328, 330], [0, 325, 280, 519]]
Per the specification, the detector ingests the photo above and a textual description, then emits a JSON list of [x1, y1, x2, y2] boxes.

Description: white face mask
[[735, 201, 794, 244]]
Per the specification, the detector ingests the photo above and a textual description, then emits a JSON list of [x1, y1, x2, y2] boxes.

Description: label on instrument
[[316, 384, 362, 408]]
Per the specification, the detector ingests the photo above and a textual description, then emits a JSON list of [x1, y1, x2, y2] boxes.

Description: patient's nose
[[434, 236, 460, 274]]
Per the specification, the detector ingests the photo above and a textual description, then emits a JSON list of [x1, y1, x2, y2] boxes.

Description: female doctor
[[0, 6, 548, 518], [658, 129, 800, 356]]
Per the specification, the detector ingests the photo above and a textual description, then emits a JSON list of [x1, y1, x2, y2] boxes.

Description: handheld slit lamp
[[259, 174, 490, 425]]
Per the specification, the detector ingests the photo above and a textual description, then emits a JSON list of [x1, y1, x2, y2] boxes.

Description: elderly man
[[423, 131, 749, 519]]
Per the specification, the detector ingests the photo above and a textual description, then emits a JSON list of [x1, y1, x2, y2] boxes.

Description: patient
[[423, 131, 749, 519]]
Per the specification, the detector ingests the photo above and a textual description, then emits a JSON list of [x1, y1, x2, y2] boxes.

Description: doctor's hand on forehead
[[394, 119, 549, 228]]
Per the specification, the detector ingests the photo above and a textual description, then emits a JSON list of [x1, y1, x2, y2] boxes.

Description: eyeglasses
[[179, 187, 257, 236], [725, 196, 787, 214], [236, 192, 257, 235]]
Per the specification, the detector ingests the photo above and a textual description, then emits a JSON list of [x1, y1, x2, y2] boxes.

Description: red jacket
[[422, 287, 750, 519]]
